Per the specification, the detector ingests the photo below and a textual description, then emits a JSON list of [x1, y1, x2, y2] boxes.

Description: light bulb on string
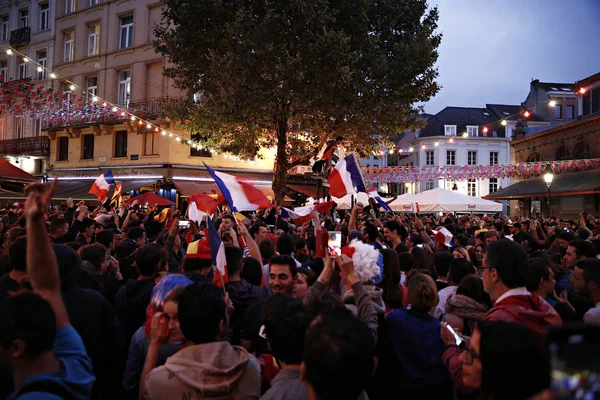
[[37, 66, 43, 72], [146, 123, 152, 129], [462, 132, 468, 138], [421, 144, 426, 150], [549, 100, 556, 107], [50, 72, 57, 79], [449, 138, 454, 143], [579, 87, 586, 94], [23, 57, 28, 63], [434, 141, 439, 147], [483, 126, 488, 133], [169, 133, 173, 137], [138, 120, 143, 126], [130, 115, 136, 121], [102, 102, 107, 107], [501, 120, 507, 126], [388, 149, 394, 154], [175, 136, 181, 142], [92, 96, 99, 102], [69, 84, 75, 91], [161, 130, 166, 136], [120, 111, 126, 117], [409, 147, 414, 152], [523, 110, 530, 118], [6, 49, 12, 55], [154, 127, 159, 132], [112, 106, 117, 112]]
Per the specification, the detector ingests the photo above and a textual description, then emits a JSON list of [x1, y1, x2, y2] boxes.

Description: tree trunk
[[272, 116, 288, 205]]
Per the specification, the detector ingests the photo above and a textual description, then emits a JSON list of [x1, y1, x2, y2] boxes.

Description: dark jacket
[[51, 218, 82, 244], [226, 279, 266, 345], [115, 278, 156, 347], [54, 243, 125, 400]]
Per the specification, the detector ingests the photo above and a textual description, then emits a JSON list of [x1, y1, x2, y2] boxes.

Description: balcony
[[129, 97, 178, 118], [9, 27, 31, 48], [0, 136, 50, 157]]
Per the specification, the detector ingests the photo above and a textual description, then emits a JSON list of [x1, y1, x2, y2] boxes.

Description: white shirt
[[495, 287, 530, 304], [435, 286, 458, 319], [584, 303, 600, 326]]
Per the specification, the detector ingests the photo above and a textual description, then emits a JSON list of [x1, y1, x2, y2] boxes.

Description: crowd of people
[[1, 181, 600, 400]]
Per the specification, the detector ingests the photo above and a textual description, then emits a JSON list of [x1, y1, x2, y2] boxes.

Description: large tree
[[154, 0, 441, 202]]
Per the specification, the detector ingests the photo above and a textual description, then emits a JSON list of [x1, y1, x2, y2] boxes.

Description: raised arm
[[25, 180, 70, 328], [348, 203, 363, 232], [237, 222, 261, 261]]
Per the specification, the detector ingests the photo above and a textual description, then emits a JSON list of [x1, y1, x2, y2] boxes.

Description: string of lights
[[1, 45, 259, 164]]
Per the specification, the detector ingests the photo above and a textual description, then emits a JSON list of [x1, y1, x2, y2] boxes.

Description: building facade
[[39, 0, 276, 204], [0, 0, 56, 176]]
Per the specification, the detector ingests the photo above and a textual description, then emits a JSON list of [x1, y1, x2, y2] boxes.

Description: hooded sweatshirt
[[483, 291, 562, 338], [145, 341, 261, 400], [115, 278, 156, 346]]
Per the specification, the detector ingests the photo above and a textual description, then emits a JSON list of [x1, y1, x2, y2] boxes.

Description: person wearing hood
[[445, 275, 491, 336], [143, 283, 261, 399], [53, 243, 125, 400], [442, 240, 561, 395], [225, 246, 266, 345], [115, 243, 162, 351]]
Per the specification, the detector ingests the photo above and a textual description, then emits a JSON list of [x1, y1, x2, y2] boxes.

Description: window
[[119, 15, 133, 49], [82, 134, 94, 159], [425, 150, 434, 166], [90, 0, 99, 5], [573, 142, 590, 159], [117, 70, 130, 107], [19, 60, 27, 79], [425, 180, 434, 191], [88, 24, 99, 56], [114, 130, 127, 158], [65, 0, 75, 14], [527, 152, 541, 162], [37, 50, 46, 80], [582, 88, 600, 116], [566, 105, 574, 119], [0, 60, 7, 82], [143, 131, 159, 155], [57, 137, 69, 161], [489, 152, 498, 165], [32, 118, 42, 136], [190, 133, 212, 157], [489, 178, 498, 193], [554, 104, 562, 119], [446, 150, 456, 165], [40, 3, 50, 30], [15, 117, 24, 138], [555, 146, 568, 161], [1, 15, 8, 41], [467, 179, 477, 197], [467, 126, 479, 137], [20, 9, 28, 28], [64, 31, 74, 62], [444, 125, 456, 136], [467, 151, 477, 165], [86, 76, 97, 100]]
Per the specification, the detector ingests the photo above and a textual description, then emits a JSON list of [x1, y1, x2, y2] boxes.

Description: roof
[[523, 124, 564, 138], [484, 169, 600, 200], [419, 106, 503, 138], [577, 71, 600, 89], [512, 113, 600, 144], [0, 159, 36, 182], [486, 104, 547, 122], [532, 80, 574, 93]]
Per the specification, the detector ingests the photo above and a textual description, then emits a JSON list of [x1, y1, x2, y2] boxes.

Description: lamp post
[[543, 167, 554, 218]]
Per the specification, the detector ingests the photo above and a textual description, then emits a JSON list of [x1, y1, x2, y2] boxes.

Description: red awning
[[0, 159, 36, 182]]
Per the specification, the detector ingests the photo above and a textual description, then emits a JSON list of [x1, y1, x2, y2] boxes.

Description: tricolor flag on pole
[[281, 201, 335, 224], [412, 202, 420, 213], [328, 154, 366, 198], [89, 169, 115, 203], [366, 187, 392, 212], [204, 163, 272, 212], [207, 216, 228, 288]]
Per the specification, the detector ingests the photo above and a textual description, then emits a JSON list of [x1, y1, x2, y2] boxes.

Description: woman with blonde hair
[[452, 246, 470, 262], [385, 273, 452, 399]]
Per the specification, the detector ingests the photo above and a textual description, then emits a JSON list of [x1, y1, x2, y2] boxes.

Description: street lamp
[[543, 166, 554, 218]]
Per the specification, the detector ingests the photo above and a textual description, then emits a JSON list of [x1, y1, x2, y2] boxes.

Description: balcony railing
[[0, 136, 50, 157], [129, 97, 177, 117], [9, 27, 31, 48]]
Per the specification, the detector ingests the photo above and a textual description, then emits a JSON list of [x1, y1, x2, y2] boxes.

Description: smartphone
[[443, 322, 463, 346], [328, 231, 342, 257], [416, 244, 425, 249], [315, 229, 328, 258], [178, 220, 190, 229], [546, 325, 600, 399]]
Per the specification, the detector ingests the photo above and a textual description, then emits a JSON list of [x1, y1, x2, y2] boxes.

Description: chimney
[[513, 103, 528, 140]]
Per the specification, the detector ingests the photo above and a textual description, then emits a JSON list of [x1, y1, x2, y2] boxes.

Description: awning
[[0, 159, 37, 182], [288, 184, 319, 198], [485, 170, 600, 200], [49, 179, 159, 201]]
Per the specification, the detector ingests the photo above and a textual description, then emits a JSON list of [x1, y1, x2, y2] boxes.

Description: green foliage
[[154, 0, 441, 198]]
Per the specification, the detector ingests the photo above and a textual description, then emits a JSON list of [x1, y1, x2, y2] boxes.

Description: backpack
[[15, 380, 78, 400]]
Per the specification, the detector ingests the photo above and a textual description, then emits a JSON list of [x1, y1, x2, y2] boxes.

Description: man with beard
[[240, 255, 297, 356]]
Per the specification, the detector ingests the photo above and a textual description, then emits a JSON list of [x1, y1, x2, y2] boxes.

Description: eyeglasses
[[462, 347, 480, 365], [477, 266, 493, 272]]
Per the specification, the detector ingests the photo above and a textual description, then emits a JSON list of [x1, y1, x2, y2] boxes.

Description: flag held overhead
[[89, 169, 115, 203], [328, 154, 366, 198]]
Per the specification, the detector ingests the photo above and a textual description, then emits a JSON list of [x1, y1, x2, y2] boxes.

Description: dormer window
[[444, 125, 456, 136]]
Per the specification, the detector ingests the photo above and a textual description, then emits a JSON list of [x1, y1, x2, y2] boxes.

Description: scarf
[[446, 294, 489, 321]]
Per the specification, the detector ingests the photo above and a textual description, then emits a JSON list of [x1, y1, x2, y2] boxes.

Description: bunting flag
[[204, 163, 271, 212], [89, 170, 115, 203], [281, 201, 335, 224], [328, 154, 366, 198], [366, 187, 392, 212], [207, 216, 228, 288]]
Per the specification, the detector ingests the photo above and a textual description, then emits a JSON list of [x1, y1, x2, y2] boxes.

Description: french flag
[[204, 163, 272, 212], [281, 201, 335, 224], [328, 154, 366, 198], [207, 216, 228, 288], [187, 193, 217, 223], [89, 169, 115, 203], [367, 187, 392, 212], [434, 227, 455, 248]]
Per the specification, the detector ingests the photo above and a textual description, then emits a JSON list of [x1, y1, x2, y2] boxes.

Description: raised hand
[[24, 180, 57, 221]]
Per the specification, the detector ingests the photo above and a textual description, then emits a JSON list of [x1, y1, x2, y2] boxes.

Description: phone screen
[[547, 326, 600, 399], [443, 322, 463, 346], [328, 231, 342, 257], [178, 220, 190, 229]]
